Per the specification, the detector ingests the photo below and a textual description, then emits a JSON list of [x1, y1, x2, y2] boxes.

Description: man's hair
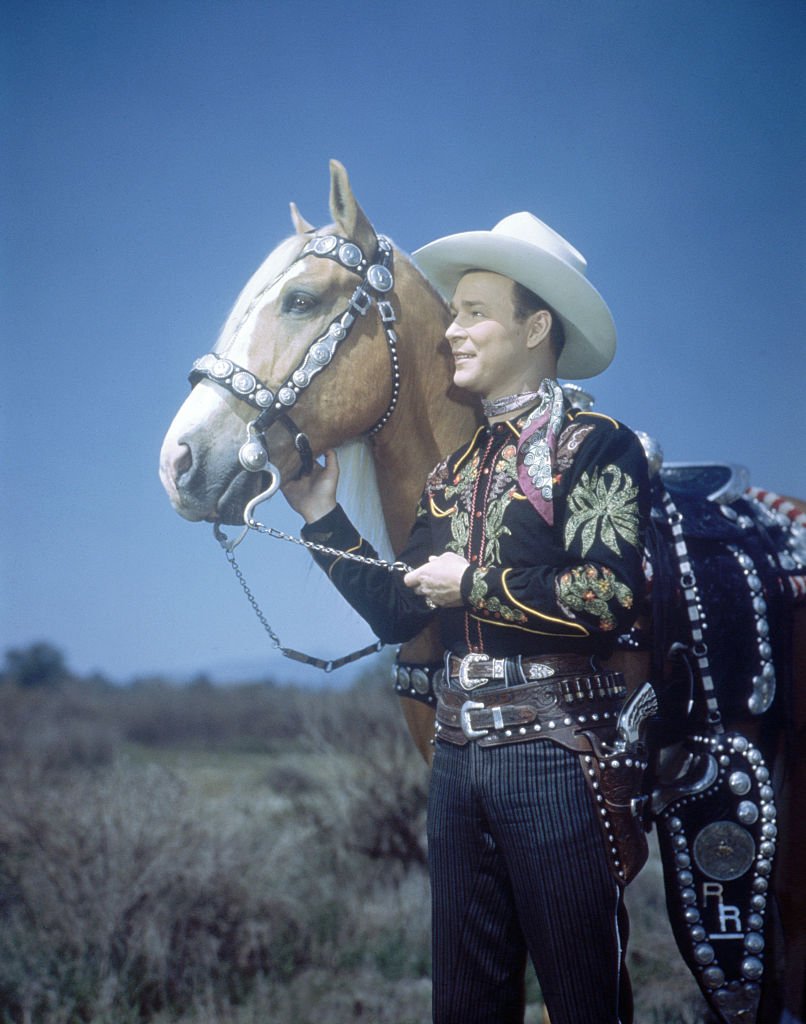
[[511, 280, 566, 361]]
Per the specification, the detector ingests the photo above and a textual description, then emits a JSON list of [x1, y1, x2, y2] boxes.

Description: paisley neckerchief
[[515, 377, 566, 525]]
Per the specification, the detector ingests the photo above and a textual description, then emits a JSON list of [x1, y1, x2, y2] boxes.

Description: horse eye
[[283, 291, 318, 315]]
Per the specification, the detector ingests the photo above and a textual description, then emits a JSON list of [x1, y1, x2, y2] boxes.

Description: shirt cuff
[[300, 504, 357, 545]]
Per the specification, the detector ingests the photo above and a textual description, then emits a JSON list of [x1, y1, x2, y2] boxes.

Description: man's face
[[446, 271, 538, 399]]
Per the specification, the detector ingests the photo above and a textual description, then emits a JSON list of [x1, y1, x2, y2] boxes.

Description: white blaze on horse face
[[221, 262, 311, 387], [215, 236, 307, 364], [159, 379, 250, 519]]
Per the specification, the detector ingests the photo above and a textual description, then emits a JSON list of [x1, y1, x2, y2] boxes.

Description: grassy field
[[0, 676, 710, 1023]]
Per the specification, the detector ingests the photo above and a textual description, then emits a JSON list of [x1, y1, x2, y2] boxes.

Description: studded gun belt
[[436, 666, 628, 750]]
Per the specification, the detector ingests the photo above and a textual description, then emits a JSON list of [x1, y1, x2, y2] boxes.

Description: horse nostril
[[164, 439, 193, 485]]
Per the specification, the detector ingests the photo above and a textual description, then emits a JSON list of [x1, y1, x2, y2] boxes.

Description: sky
[[2, 0, 804, 687]]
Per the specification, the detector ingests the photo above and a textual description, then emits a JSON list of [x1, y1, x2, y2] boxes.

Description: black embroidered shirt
[[301, 406, 651, 660]]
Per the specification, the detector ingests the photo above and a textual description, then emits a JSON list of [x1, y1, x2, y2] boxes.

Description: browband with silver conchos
[[188, 234, 399, 436]]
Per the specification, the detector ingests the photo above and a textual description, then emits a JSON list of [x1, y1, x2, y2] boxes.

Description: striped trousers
[[427, 738, 632, 1024]]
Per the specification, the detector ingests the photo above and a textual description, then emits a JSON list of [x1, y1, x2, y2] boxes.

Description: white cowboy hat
[[413, 212, 616, 379]]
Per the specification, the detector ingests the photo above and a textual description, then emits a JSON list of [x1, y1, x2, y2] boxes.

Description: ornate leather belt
[[437, 653, 628, 750], [446, 651, 598, 690]]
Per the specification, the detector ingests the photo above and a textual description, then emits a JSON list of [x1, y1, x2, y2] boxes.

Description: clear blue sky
[[2, 0, 804, 685]]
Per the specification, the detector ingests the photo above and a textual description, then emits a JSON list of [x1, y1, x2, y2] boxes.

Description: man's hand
[[281, 449, 340, 524], [404, 552, 470, 608]]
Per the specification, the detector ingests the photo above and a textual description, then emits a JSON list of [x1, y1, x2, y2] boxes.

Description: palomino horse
[[159, 160, 477, 753], [160, 161, 805, 1024]]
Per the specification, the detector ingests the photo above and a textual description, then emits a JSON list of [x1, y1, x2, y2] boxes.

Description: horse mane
[[334, 439, 395, 562]]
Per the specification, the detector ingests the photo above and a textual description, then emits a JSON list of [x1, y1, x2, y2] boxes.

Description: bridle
[[188, 231, 401, 517], [184, 230, 409, 671]]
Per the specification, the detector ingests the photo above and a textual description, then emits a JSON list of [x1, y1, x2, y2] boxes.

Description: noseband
[[188, 232, 401, 503]]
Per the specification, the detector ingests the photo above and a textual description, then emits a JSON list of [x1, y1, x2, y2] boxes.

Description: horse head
[[160, 160, 468, 535]]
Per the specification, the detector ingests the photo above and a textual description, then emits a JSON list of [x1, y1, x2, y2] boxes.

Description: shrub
[[0, 681, 433, 1024], [0, 681, 118, 772], [0, 671, 710, 1024]]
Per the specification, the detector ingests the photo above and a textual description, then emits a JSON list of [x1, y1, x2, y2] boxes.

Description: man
[[283, 212, 651, 1024]]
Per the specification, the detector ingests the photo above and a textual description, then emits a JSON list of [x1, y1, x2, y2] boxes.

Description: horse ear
[[328, 160, 377, 254], [289, 202, 315, 234]]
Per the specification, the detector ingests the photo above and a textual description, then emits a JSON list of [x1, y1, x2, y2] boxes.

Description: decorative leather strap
[[435, 673, 626, 750]]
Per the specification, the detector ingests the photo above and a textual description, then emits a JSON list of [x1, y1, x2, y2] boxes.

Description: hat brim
[[412, 230, 616, 379]]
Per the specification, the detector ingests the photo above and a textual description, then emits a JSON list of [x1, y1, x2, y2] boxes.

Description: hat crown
[[491, 212, 587, 278]]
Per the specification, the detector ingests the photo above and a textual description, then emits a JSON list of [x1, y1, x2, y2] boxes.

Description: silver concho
[[211, 358, 234, 379], [277, 387, 297, 407], [312, 343, 332, 365], [292, 370, 309, 387], [737, 800, 759, 824], [410, 668, 431, 695], [255, 388, 273, 407], [339, 242, 362, 267], [366, 264, 394, 293], [702, 965, 725, 989], [329, 322, 347, 341], [313, 235, 337, 255], [239, 440, 268, 472], [693, 821, 756, 881], [693, 942, 715, 965], [231, 371, 256, 394], [728, 771, 751, 795]]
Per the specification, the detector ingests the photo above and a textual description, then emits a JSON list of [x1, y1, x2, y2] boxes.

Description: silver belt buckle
[[458, 652, 493, 690], [460, 700, 488, 740]]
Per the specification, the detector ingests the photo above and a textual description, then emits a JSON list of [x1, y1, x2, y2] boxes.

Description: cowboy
[[283, 213, 651, 1024]]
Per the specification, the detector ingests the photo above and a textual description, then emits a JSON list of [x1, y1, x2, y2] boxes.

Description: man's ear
[[526, 309, 552, 349]]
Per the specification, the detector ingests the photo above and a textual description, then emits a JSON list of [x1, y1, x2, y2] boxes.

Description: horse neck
[[371, 251, 479, 552]]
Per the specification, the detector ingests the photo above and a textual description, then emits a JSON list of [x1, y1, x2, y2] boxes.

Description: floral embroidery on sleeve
[[564, 464, 640, 557], [468, 568, 528, 624], [555, 565, 634, 631], [447, 510, 470, 556], [469, 568, 489, 604]]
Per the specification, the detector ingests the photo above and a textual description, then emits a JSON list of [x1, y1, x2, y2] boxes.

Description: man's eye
[[284, 292, 317, 314]]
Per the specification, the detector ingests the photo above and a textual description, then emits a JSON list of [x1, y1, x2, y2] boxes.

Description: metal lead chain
[[220, 518, 410, 672], [225, 548, 283, 650], [247, 516, 412, 573]]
